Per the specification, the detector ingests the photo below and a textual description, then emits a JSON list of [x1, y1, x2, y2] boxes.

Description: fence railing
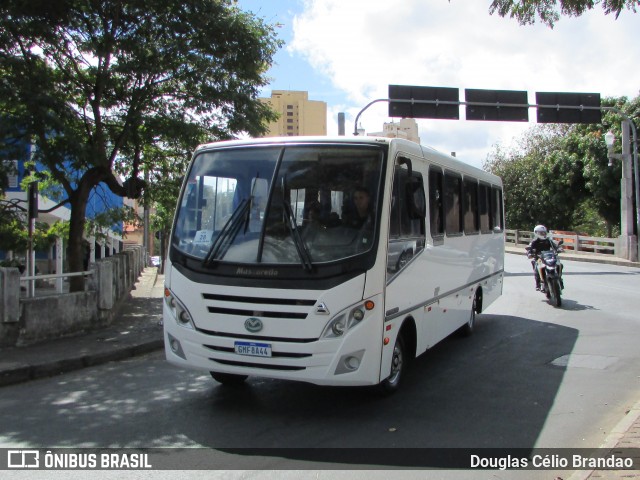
[[1, 245, 145, 347], [19, 271, 94, 298], [505, 229, 618, 256]]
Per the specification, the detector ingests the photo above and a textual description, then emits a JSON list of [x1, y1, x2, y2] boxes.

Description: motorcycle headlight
[[164, 287, 195, 329]]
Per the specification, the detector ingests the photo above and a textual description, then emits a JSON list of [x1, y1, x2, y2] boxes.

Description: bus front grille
[[206, 306, 307, 319], [211, 359, 306, 371], [202, 292, 316, 320], [196, 327, 317, 343]]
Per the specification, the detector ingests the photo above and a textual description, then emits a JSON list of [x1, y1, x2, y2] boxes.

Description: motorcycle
[[531, 240, 565, 307]]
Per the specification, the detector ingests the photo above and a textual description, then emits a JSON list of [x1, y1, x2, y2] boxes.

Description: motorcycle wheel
[[549, 278, 562, 307]]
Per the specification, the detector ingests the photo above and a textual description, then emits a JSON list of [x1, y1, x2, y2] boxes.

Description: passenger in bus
[[305, 201, 321, 225], [302, 201, 323, 244]]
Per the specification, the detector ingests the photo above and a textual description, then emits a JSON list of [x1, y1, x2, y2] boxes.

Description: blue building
[[2, 142, 125, 273]]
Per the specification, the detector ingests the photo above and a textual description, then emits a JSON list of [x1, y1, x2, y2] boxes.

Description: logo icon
[[8, 450, 39, 468], [244, 317, 263, 333], [316, 302, 330, 315]]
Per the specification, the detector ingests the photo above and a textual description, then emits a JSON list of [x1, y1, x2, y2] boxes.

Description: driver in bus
[[344, 186, 375, 251], [347, 186, 373, 230]]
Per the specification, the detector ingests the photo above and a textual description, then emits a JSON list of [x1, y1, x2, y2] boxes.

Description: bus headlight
[[164, 287, 195, 329], [321, 302, 373, 339]]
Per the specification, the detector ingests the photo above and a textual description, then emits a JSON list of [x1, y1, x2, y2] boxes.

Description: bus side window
[[429, 168, 444, 241], [388, 163, 426, 276], [463, 177, 479, 234], [444, 171, 463, 236], [490, 186, 504, 232], [479, 183, 491, 233]]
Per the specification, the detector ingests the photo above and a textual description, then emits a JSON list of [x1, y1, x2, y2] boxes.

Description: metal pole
[[143, 167, 150, 265], [619, 121, 635, 260], [627, 119, 640, 263]]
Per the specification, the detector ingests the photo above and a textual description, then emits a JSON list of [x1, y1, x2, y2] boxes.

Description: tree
[[484, 95, 639, 236], [578, 96, 640, 236], [485, 124, 588, 230], [488, 0, 639, 26], [0, 0, 281, 291]]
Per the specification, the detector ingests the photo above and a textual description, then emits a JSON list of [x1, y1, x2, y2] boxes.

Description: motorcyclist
[[525, 225, 559, 292]]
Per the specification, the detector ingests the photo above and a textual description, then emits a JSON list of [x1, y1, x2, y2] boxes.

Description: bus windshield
[[171, 144, 385, 267]]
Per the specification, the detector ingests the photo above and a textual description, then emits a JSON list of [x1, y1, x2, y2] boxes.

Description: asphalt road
[[1, 253, 639, 479]]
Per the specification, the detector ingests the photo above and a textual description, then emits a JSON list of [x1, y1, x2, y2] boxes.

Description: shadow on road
[[183, 313, 579, 467], [0, 314, 578, 469]]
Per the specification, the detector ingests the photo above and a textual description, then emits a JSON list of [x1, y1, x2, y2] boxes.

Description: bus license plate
[[234, 341, 272, 358]]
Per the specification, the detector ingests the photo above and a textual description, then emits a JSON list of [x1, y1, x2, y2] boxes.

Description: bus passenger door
[[385, 158, 426, 347]]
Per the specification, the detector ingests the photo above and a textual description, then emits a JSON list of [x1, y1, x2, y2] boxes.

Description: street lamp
[[605, 130, 616, 167]]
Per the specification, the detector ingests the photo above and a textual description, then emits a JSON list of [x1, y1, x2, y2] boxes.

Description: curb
[[568, 400, 640, 480], [0, 339, 164, 387]]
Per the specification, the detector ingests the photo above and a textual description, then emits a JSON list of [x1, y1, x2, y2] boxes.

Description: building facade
[[259, 90, 327, 137], [368, 118, 420, 144]]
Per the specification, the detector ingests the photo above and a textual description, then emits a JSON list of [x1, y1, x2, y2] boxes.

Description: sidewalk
[[0, 266, 164, 387], [0, 256, 638, 477]]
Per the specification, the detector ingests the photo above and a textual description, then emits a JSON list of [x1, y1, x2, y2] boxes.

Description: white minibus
[[164, 136, 504, 392]]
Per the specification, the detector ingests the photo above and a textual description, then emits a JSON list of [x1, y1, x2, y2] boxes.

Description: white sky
[[240, 0, 639, 168]]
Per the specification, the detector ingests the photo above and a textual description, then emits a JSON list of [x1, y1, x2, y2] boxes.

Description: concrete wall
[[0, 245, 145, 347], [18, 291, 100, 346]]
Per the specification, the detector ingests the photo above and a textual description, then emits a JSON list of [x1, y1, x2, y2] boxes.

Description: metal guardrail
[[19, 270, 94, 298], [505, 229, 618, 256]]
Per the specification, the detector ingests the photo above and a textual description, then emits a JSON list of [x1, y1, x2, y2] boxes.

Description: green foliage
[[85, 206, 138, 240], [0, 204, 59, 253], [571, 198, 620, 237], [0, 0, 282, 288], [488, 0, 639, 27], [484, 95, 638, 236]]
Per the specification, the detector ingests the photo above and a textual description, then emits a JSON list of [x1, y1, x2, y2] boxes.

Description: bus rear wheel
[[379, 333, 405, 394], [210, 371, 248, 386], [459, 293, 478, 337]]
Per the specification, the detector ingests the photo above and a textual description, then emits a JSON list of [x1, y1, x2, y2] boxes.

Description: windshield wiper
[[203, 199, 251, 267], [281, 178, 313, 272]]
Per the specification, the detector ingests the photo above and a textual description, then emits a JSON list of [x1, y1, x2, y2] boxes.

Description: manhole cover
[[551, 354, 618, 369]]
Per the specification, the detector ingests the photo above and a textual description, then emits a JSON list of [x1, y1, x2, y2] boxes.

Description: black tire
[[379, 333, 406, 394], [210, 371, 248, 386], [459, 294, 477, 337], [550, 279, 562, 307], [396, 250, 413, 270]]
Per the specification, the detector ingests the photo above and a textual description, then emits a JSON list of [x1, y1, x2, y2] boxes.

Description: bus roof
[[194, 136, 501, 185]]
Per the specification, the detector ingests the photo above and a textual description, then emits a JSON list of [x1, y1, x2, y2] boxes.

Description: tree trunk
[[67, 182, 93, 292]]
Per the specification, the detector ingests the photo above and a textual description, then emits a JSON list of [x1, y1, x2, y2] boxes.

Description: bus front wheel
[[210, 371, 248, 386], [379, 333, 405, 394]]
